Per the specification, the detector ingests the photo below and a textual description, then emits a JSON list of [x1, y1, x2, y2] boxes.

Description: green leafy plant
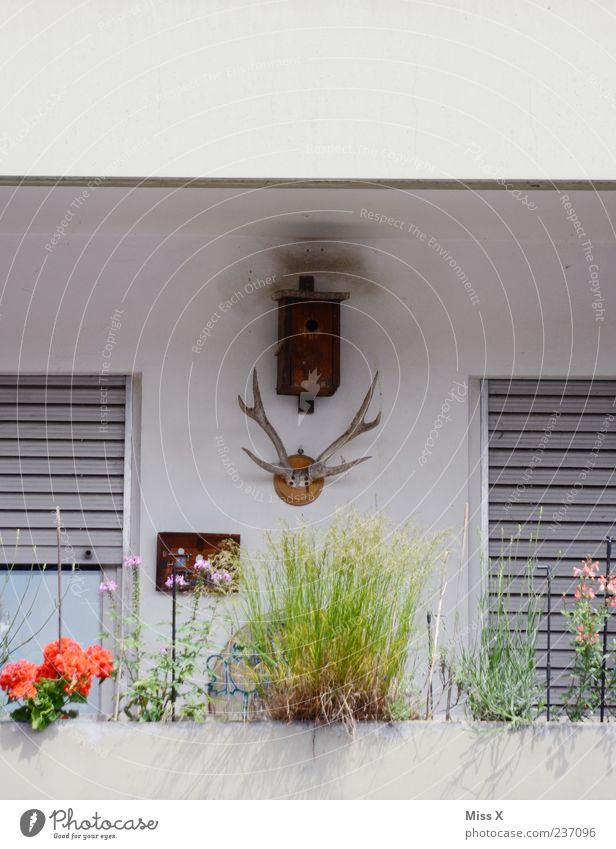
[[9, 677, 85, 730], [239, 511, 447, 726], [110, 549, 238, 721], [609, 641, 616, 716], [121, 608, 216, 722], [458, 555, 544, 724], [384, 676, 422, 721], [561, 557, 610, 721]]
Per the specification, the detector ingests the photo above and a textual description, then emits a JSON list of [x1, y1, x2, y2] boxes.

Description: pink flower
[[194, 557, 212, 572], [574, 558, 600, 579], [98, 580, 118, 595], [165, 573, 188, 589], [123, 555, 142, 569], [575, 623, 599, 645], [599, 575, 616, 595], [211, 569, 232, 585]]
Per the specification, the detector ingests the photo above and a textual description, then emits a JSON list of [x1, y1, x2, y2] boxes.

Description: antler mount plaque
[[273, 453, 324, 506], [238, 369, 380, 505]]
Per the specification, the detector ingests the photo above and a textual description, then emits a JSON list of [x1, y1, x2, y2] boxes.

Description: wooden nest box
[[273, 275, 349, 406]]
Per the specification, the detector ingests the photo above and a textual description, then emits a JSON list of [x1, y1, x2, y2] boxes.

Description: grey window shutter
[[488, 379, 616, 701], [0, 374, 126, 568]]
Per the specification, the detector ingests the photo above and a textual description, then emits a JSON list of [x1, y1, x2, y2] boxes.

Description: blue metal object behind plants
[[206, 643, 261, 720]]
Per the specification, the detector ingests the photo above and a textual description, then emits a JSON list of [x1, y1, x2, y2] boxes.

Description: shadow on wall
[[1, 721, 615, 800]]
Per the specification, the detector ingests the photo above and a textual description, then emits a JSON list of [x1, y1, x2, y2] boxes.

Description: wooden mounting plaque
[[273, 454, 324, 506]]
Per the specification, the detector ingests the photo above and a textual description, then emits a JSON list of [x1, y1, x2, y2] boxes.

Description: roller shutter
[[487, 378, 616, 700], [0, 374, 126, 568]]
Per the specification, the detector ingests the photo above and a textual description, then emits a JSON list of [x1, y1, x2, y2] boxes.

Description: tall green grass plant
[[240, 511, 447, 724]]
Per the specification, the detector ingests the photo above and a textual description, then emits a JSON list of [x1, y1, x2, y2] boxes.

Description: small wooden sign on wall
[[155, 531, 240, 592]]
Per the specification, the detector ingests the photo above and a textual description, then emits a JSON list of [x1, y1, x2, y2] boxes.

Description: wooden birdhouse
[[273, 275, 349, 408]]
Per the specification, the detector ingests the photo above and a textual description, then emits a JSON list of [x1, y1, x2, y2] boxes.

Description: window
[[487, 379, 616, 701], [0, 374, 130, 674]]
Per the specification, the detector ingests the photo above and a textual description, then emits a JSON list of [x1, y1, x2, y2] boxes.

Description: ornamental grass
[[239, 511, 447, 725], [457, 555, 544, 724]]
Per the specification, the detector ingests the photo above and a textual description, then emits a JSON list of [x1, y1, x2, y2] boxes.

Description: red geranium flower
[[86, 645, 114, 679], [42, 637, 80, 663], [3, 639, 114, 705], [38, 639, 92, 696], [53, 648, 93, 696], [0, 659, 38, 700], [1, 639, 115, 730]]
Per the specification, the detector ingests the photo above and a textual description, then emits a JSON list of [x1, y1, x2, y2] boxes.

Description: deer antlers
[[238, 369, 295, 480], [238, 370, 381, 489]]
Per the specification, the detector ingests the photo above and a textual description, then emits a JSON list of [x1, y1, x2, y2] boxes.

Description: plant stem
[[113, 651, 123, 721], [600, 536, 612, 722], [425, 612, 432, 718], [425, 551, 448, 719], [171, 555, 177, 722], [55, 506, 62, 648]]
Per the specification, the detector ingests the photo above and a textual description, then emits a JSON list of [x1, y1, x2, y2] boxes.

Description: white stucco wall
[[2, 720, 616, 800], [1, 1, 616, 180], [1, 184, 615, 636]]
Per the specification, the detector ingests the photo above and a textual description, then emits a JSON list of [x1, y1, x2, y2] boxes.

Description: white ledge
[[1, 720, 615, 799]]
